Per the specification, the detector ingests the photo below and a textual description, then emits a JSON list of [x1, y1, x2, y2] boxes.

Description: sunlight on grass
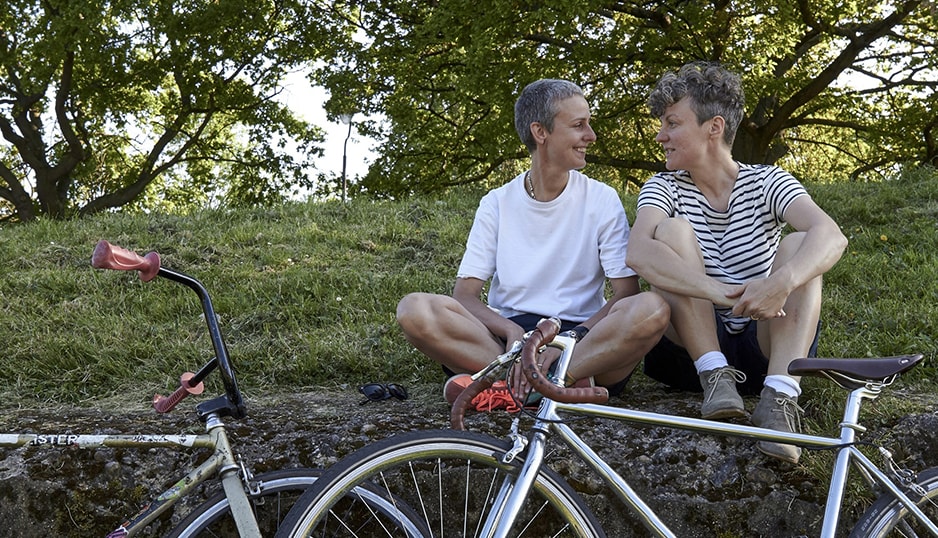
[[1, 170, 936, 408]]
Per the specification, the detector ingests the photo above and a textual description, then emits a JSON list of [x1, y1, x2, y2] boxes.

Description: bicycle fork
[[478, 401, 675, 538], [478, 420, 550, 538]]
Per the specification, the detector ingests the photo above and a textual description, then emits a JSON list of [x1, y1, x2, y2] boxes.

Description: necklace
[[525, 171, 536, 200]]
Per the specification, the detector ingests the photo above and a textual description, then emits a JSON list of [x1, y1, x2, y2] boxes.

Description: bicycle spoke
[[276, 430, 604, 537]]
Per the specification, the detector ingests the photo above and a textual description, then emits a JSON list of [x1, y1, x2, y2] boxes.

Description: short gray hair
[[514, 79, 585, 153], [648, 62, 745, 146]]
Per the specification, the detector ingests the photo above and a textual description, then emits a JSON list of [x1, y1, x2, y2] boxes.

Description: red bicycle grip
[[91, 240, 161, 282], [152, 372, 205, 413]]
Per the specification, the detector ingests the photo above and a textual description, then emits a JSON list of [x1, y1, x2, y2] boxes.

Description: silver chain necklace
[[525, 171, 536, 200]]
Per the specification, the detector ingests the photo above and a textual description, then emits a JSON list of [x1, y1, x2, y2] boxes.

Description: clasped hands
[[724, 278, 788, 322]]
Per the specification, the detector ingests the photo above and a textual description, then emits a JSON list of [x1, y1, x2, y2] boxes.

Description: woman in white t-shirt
[[397, 79, 669, 409]]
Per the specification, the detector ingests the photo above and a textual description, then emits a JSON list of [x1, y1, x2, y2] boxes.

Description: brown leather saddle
[[788, 354, 925, 390]]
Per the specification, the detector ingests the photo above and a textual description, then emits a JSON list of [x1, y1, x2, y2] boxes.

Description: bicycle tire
[[169, 467, 428, 537], [850, 467, 938, 537], [167, 468, 322, 537], [274, 429, 606, 538]]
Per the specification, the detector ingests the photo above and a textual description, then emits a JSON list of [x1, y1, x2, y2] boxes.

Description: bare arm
[[452, 277, 525, 351], [576, 276, 640, 329], [626, 207, 734, 306], [773, 196, 846, 288], [728, 196, 847, 316]]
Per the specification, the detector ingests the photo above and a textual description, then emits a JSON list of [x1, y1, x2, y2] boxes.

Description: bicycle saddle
[[788, 354, 924, 390]]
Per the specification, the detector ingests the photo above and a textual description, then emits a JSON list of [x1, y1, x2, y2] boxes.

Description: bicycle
[[0, 240, 422, 537], [275, 316, 938, 537]]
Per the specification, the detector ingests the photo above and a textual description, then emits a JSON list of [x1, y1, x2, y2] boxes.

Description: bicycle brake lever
[[502, 418, 527, 464], [470, 340, 524, 381]]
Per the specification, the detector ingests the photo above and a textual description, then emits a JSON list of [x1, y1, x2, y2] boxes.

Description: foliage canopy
[[1, 0, 936, 220], [0, 0, 333, 221], [311, 0, 937, 195]]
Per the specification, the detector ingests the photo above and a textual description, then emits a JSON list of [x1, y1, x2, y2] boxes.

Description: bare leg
[[757, 232, 821, 379], [645, 218, 745, 419], [750, 233, 820, 464], [396, 292, 504, 374], [568, 292, 670, 386], [648, 218, 722, 358]]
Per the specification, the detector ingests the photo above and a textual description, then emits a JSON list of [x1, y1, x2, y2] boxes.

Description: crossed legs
[[396, 292, 669, 389], [647, 217, 823, 462]]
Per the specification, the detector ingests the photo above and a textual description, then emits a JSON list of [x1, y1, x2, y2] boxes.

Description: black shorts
[[442, 313, 630, 397], [643, 315, 821, 396]]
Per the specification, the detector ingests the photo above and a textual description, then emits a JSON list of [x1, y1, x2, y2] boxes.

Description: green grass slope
[[1, 167, 936, 407]]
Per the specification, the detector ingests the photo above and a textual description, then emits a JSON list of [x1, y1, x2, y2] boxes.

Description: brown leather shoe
[[698, 367, 746, 420], [751, 386, 803, 464]]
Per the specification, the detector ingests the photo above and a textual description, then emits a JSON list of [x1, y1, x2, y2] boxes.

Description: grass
[[1, 166, 937, 414]]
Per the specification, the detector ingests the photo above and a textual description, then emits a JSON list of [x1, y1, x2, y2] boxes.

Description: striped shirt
[[636, 163, 808, 333]]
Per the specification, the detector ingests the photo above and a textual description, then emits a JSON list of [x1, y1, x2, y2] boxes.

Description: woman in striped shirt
[[627, 62, 847, 464]]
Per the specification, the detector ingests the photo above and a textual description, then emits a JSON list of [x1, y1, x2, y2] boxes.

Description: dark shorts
[[442, 313, 630, 397], [643, 315, 821, 396]]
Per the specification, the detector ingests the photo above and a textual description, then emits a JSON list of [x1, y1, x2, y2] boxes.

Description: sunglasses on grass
[[359, 383, 409, 405]]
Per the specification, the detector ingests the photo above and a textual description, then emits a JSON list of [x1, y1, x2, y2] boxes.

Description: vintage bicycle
[[0, 241, 420, 537], [275, 316, 938, 537]]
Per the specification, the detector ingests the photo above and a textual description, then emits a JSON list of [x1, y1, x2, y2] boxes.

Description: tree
[[0, 0, 329, 222], [310, 0, 937, 196]]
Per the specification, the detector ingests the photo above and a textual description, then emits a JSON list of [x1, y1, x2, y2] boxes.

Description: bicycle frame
[[0, 412, 254, 537], [484, 333, 938, 538], [3, 241, 344, 537]]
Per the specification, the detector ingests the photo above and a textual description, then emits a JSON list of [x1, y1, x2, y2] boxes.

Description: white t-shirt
[[457, 170, 634, 322]]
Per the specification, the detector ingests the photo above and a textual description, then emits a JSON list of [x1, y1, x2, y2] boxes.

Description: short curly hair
[[648, 62, 745, 146], [515, 79, 586, 153]]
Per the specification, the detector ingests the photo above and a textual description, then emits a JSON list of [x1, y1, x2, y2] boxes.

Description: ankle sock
[[694, 351, 729, 374], [764, 374, 801, 398]]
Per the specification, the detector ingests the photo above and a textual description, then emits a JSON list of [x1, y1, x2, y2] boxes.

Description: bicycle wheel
[[170, 467, 427, 537], [275, 429, 606, 538], [850, 467, 938, 537], [168, 468, 322, 537]]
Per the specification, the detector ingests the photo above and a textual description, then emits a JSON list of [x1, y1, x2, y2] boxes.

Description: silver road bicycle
[[275, 317, 937, 537], [1, 241, 421, 537]]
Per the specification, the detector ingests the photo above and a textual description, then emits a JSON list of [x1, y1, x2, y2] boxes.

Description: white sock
[[694, 351, 728, 374], [764, 374, 801, 398]]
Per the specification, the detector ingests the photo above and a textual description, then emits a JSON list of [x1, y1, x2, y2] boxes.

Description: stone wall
[[1, 383, 936, 537]]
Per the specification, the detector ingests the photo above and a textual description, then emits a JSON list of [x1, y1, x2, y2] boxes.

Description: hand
[[727, 279, 789, 320], [510, 347, 560, 400], [503, 324, 526, 354]]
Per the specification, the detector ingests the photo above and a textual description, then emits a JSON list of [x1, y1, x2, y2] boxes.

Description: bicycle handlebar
[[91, 240, 161, 281], [152, 372, 206, 413], [519, 317, 609, 405], [91, 240, 247, 420], [450, 317, 609, 430]]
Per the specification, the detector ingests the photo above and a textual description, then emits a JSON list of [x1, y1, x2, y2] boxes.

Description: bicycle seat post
[[819, 385, 881, 537]]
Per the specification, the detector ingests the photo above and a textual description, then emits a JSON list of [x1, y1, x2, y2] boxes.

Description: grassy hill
[[1, 167, 937, 410]]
